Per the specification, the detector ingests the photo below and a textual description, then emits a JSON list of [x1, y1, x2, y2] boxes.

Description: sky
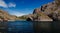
[[0, 0, 54, 16]]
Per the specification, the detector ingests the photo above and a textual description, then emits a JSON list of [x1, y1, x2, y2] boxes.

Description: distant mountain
[[26, 0, 60, 21]]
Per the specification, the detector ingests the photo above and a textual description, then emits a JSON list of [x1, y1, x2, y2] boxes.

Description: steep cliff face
[[32, 8, 53, 21], [27, 0, 60, 21], [40, 0, 60, 21]]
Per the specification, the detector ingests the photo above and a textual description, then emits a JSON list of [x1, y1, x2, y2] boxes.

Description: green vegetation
[[18, 16, 27, 20], [33, 13, 41, 18], [55, 0, 60, 6], [58, 10, 60, 16], [0, 16, 4, 19], [53, 7, 57, 11]]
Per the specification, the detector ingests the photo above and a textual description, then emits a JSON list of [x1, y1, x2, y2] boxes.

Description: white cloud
[[8, 3, 16, 8], [0, 0, 16, 8], [0, 0, 8, 8]]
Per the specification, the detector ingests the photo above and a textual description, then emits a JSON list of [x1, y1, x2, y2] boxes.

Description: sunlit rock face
[[27, 8, 53, 21], [27, 0, 60, 21], [0, 10, 18, 21], [33, 8, 41, 14], [33, 8, 53, 21]]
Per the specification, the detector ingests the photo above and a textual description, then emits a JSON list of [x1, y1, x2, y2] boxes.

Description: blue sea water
[[1, 21, 60, 33], [7, 21, 34, 33]]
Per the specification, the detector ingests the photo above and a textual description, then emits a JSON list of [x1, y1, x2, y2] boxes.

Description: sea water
[[8, 21, 34, 33], [0, 21, 60, 33]]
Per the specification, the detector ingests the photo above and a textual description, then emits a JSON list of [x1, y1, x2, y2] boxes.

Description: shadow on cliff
[[26, 18, 32, 21]]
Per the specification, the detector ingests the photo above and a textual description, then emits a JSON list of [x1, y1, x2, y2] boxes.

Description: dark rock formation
[[26, 18, 32, 21]]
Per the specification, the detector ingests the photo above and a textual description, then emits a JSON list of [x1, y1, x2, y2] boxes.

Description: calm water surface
[[0, 21, 60, 33], [8, 21, 34, 33]]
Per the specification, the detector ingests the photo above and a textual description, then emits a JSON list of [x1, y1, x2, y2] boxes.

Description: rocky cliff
[[27, 0, 60, 21], [0, 9, 18, 22]]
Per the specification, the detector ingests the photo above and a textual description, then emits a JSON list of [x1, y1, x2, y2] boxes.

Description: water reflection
[[0, 22, 7, 33], [0, 21, 60, 33], [7, 21, 34, 33], [34, 21, 60, 33]]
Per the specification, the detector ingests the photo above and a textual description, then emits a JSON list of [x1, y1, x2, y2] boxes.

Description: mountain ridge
[[26, 0, 60, 21]]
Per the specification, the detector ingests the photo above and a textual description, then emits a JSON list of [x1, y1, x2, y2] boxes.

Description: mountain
[[0, 9, 18, 22], [27, 8, 53, 21], [26, 0, 60, 21], [0, 0, 60, 21]]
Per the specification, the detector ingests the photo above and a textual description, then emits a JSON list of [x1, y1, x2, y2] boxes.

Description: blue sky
[[0, 0, 54, 16]]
